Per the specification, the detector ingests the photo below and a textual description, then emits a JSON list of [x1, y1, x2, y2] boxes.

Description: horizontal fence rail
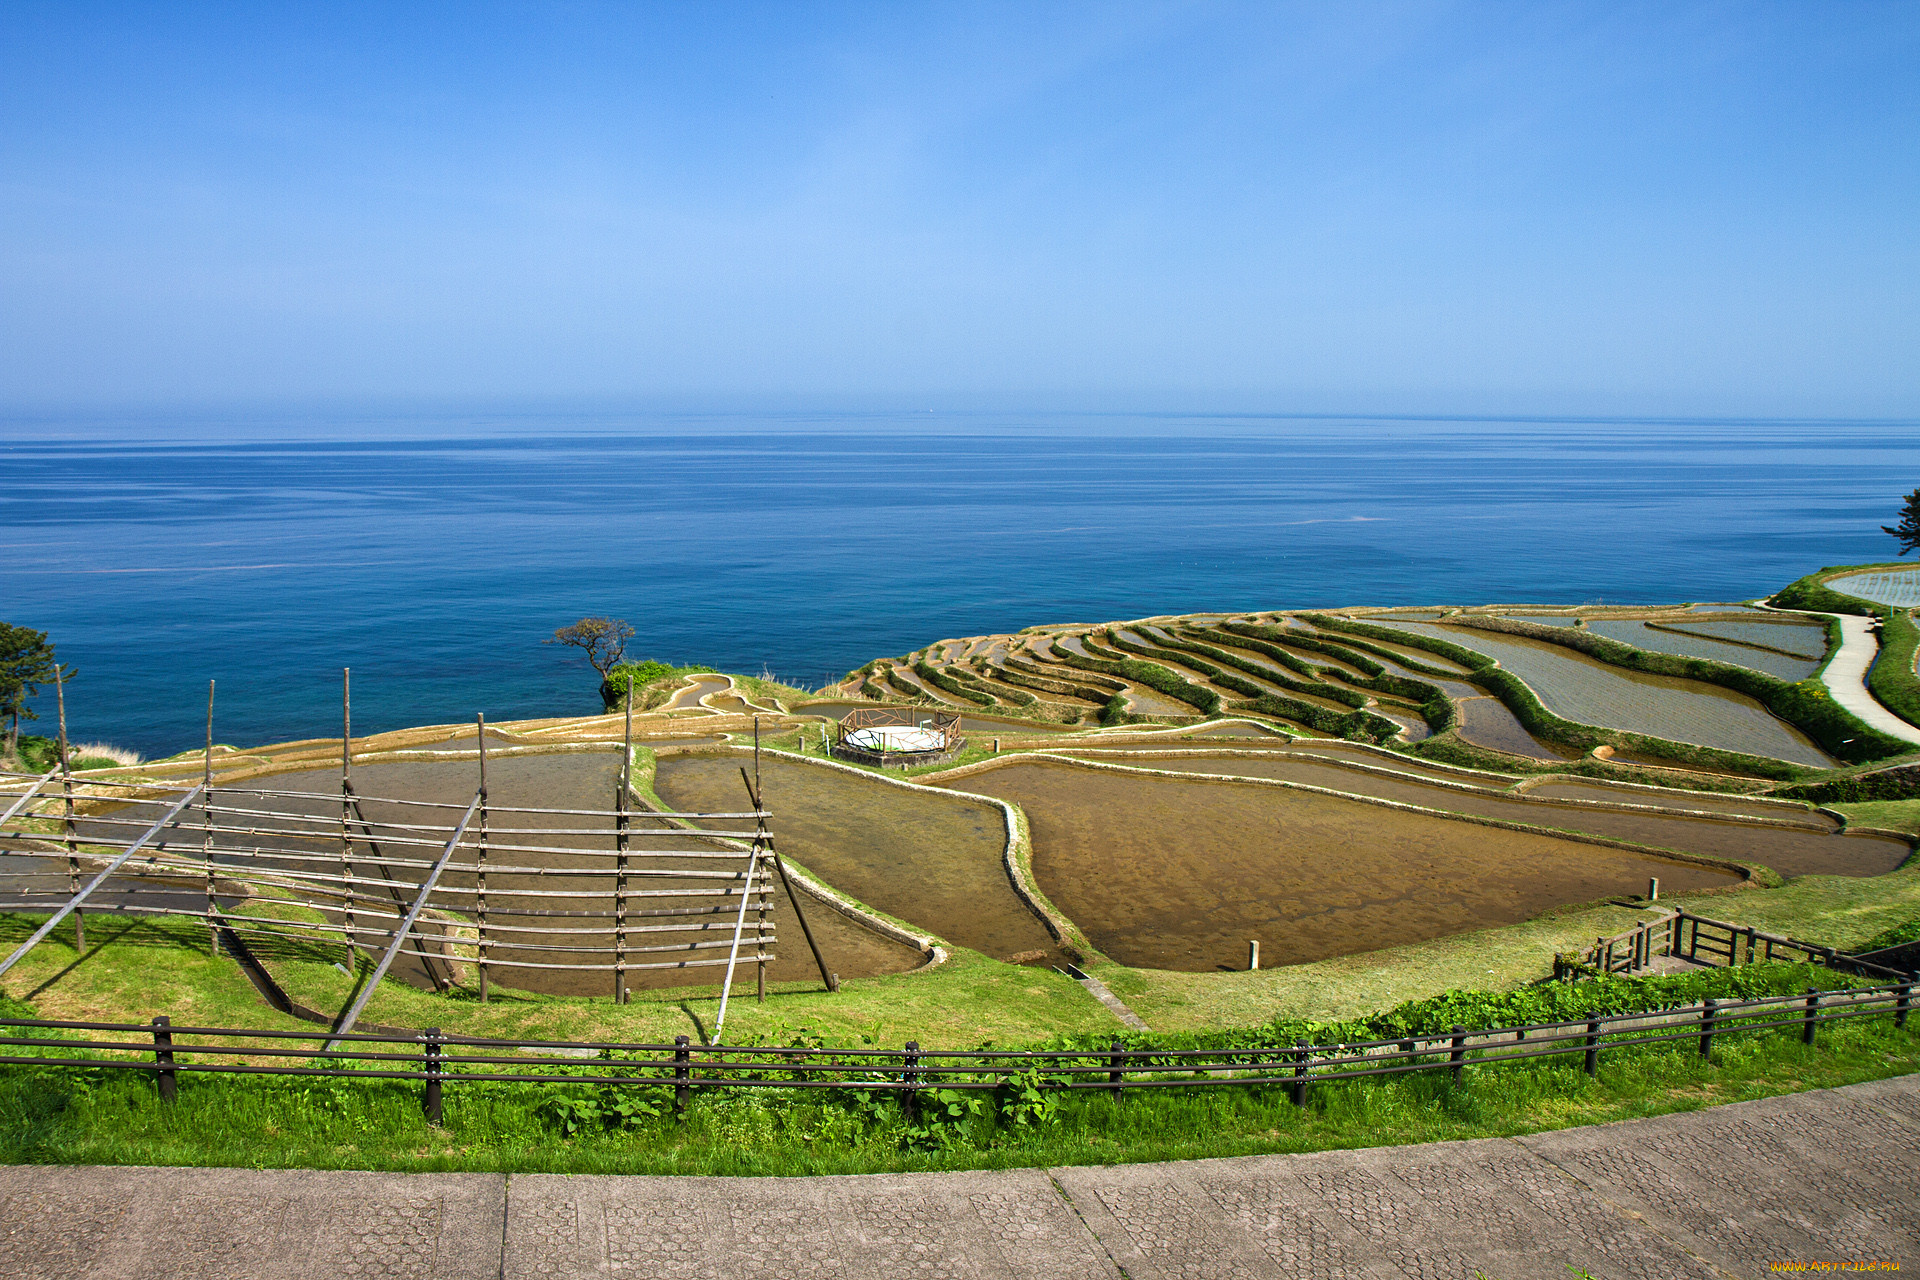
[[0, 980, 1911, 1122]]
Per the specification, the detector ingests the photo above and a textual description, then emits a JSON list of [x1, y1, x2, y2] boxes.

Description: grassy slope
[[1868, 607, 1920, 729]]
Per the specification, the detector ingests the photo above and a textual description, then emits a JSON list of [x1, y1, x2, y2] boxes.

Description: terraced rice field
[[1583, 619, 1822, 682], [1828, 568, 1920, 606], [941, 760, 1739, 971], [1371, 622, 1837, 768], [1663, 617, 1831, 660], [654, 753, 1062, 965], [1103, 751, 1905, 880]]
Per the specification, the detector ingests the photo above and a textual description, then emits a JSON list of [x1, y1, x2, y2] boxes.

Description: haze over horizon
[[3, 3, 1917, 419]]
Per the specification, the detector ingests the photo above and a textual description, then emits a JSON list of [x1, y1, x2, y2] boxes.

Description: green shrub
[[606, 661, 718, 709]]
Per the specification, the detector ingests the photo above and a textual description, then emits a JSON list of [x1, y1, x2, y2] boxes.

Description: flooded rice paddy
[[1582, 620, 1821, 682], [1372, 622, 1836, 768], [1115, 753, 1903, 879], [1663, 617, 1830, 660], [654, 754, 1061, 964], [213, 754, 921, 996], [1521, 781, 1831, 825], [944, 760, 1739, 971], [1455, 696, 1583, 761]]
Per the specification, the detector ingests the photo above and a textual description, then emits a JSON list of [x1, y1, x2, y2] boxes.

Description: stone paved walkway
[[2, 1074, 1915, 1279]]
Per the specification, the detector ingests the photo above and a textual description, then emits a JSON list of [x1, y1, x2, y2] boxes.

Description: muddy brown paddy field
[[940, 760, 1742, 972], [654, 754, 1063, 965]]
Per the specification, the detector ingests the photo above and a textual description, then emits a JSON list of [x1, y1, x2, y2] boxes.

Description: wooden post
[[1744, 925, 1758, 967], [1448, 1025, 1467, 1085], [1698, 997, 1717, 1059], [1685, 914, 1697, 961], [55, 667, 79, 953], [1647, 876, 1658, 902], [1108, 1040, 1125, 1100], [673, 1034, 691, 1115], [1248, 940, 1259, 971], [1290, 1041, 1308, 1106], [1897, 983, 1912, 1030], [423, 1027, 443, 1124], [203, 680, 217, 952], [614, 703, 628, 1005], [477, 714, 490, 1003], [1602, 940, 1613, 974], [1583, 1017, 1601, 1076], [902, 1040, 922, 1124], [341, 668, 356, 956], [151, 1015, 176, 1103], [1802, 989, 1819, 1045]]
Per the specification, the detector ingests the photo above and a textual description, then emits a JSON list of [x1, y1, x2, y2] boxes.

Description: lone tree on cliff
[[547, 618, 635, 705], [0, 624, 65, 759], [1885, 489, 1920, 556]]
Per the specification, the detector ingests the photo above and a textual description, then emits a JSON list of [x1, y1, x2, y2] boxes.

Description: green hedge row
[[1868, 607, 1920, 731], [913, 660, 996, 707], [1037, 963, 1854, 1055], [1044, 636, 1222, 715]]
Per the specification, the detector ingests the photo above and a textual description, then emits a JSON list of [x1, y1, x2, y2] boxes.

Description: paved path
[[1772, 607, 1920, 746], [3, 1075, 1916, 1279], [1832, 614, 1920, 745]]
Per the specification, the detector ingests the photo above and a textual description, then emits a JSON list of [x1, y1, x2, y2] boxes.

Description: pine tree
[[1885, 489, 1920, 556]]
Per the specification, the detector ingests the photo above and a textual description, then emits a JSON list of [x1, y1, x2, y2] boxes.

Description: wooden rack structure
[[0, 673, 836, 1043]]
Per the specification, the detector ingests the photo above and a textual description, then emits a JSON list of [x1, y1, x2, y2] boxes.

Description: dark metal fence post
[[1802, 989, 1819, 1045], [902, 1041, 921, 1124], [1744, 926, 1757, 966], [423, 1027, 443, 1124], [673, 1035, 691, 1116], [1698, 998, 1717, 1059], [1290, 1041, 1308, 1106], [1448, 1025, 1467, 1085], [151, 1015, 176, 1102], [1897, 983, 1912, 1030], [1583, 1017, 1601, 1076], [1107, 1040, 1124, 1100]]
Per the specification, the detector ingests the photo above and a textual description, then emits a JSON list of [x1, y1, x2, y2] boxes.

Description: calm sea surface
[[3, 410, 1913, 757]]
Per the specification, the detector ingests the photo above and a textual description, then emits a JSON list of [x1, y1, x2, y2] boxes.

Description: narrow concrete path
[[1768, 607, 1920, 745], [4, 1075, 1916, 1278]]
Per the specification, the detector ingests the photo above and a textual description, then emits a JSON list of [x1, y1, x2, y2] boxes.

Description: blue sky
[[2, 2, 1915, 414]]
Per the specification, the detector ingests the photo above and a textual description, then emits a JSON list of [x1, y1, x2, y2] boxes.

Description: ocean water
[[3, 410, 1913, 758]]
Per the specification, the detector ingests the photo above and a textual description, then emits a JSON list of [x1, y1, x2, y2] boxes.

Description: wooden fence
[[0, 980, 1910, 1123], [1565, 909, 1914, 982]]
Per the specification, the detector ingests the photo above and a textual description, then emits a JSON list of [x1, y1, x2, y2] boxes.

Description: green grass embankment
[[1868, 607, 1920, 729]]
